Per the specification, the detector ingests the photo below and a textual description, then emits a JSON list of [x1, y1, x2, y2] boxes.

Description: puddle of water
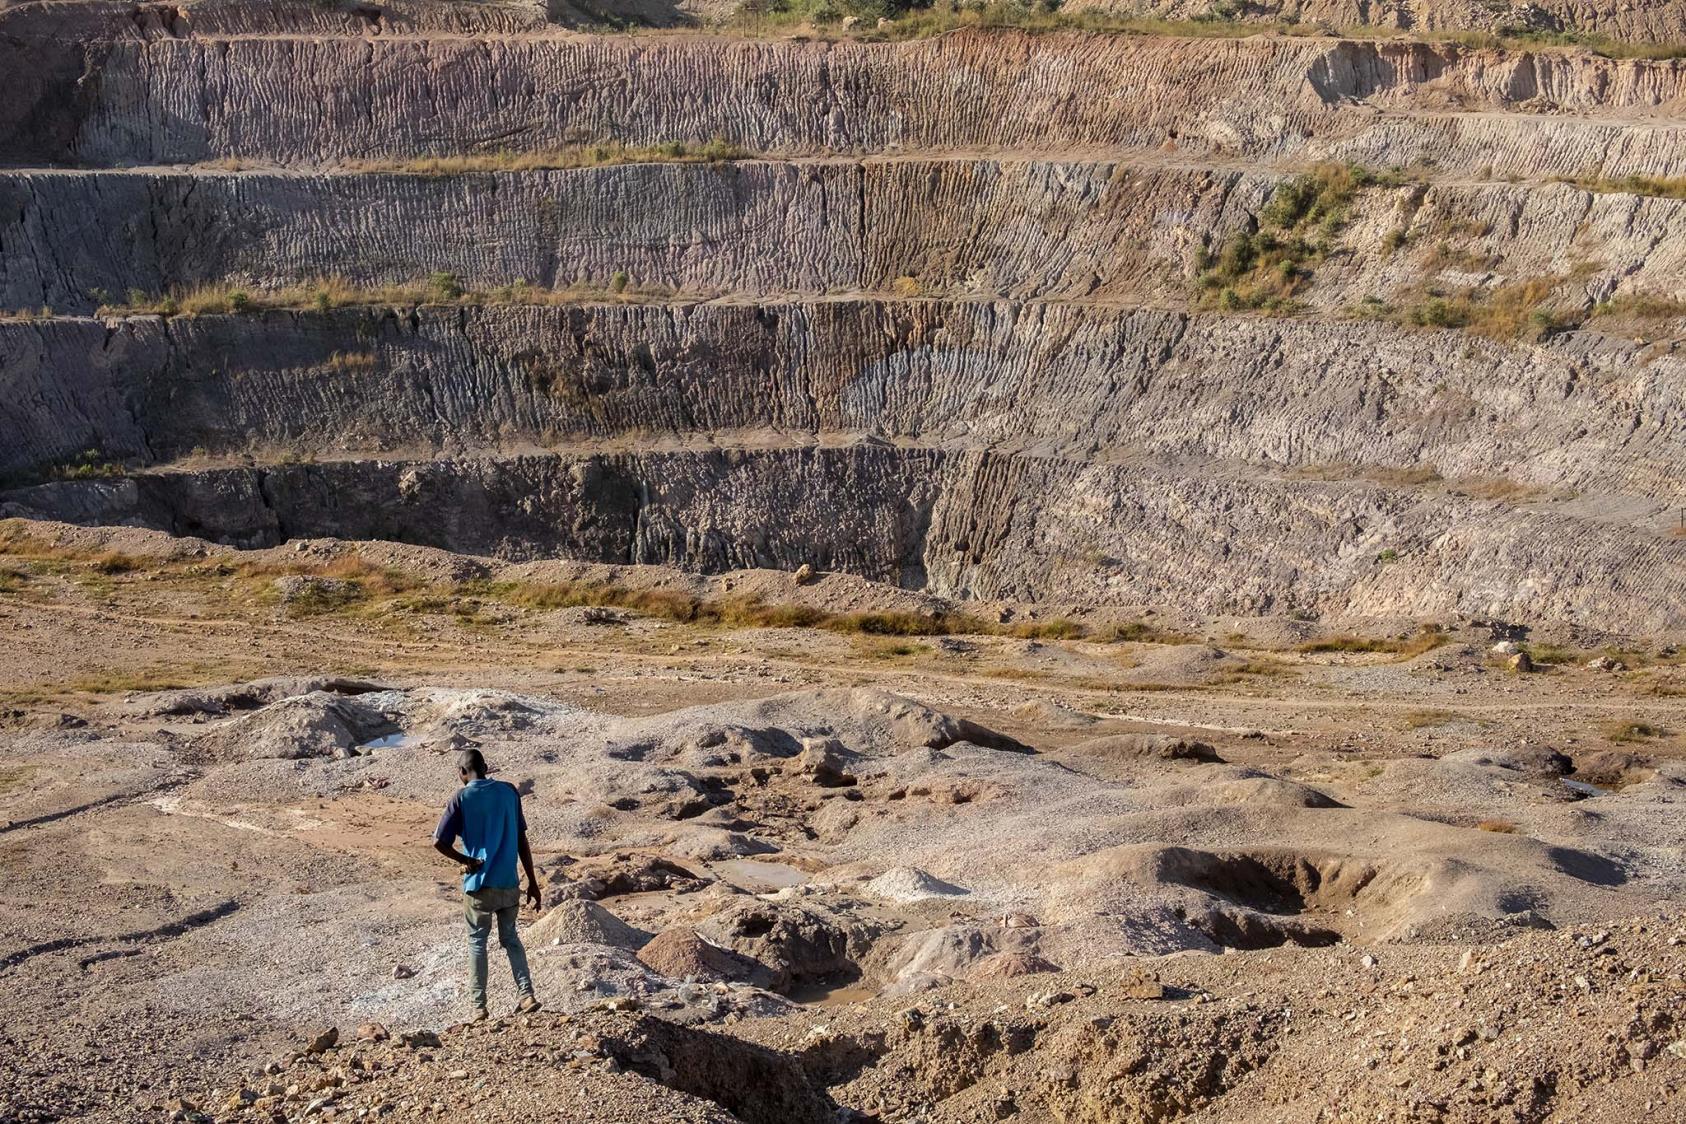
[[1561, 778, 1607, 798], [789, 980, 877, 1007], [358, 733, 415, 752], [713, 859, 810, 892]]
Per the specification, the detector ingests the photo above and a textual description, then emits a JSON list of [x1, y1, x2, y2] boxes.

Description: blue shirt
[[433, 779, 526, 893]]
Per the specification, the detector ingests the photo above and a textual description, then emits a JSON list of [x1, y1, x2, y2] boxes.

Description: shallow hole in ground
[[1155, 847, 1430, 948]]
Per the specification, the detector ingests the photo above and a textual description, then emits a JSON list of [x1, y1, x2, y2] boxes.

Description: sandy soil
[[1, 524, 1683, 1122]]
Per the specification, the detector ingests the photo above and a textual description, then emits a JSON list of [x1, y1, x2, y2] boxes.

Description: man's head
[[456, 748, 488, 782]]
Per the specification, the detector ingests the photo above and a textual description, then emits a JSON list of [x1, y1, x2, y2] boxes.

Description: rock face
[[11, 18, 1686, 166], [9, 164, 1686, 315], [2, 4, 1685, 636]]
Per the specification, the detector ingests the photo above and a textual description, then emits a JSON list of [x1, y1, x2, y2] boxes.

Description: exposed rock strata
[[7, 21, 1686, 173], [4, 303, 1683, 500], [6, 163, 1686, 315], [8, 447, 1682, 631]]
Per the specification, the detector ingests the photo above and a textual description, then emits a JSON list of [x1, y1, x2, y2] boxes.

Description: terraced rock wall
[[11, 28, 1686, 175], [2, 5, 1684, 634], [5, 304, 1684, 498], [9, 164, 1686, 316]]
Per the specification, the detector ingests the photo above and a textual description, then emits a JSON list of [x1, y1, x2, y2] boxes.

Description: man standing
[[433, 748, 542, 1020]]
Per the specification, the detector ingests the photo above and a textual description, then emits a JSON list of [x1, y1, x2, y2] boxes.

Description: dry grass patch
[[1295, 628, 1446, 660], [1091, 620, 1196, 644], [344, 138, 753, 176], [1446, 476, 1558, 503], [1398, 708, 1462, 730], [1291, 463, 1443, 488], [1552, 172, 1686, 200], [66, 661, 260, 696], [1590, 292, 1686, 325], [1602, 720, 1669, 743], [96, 275, 697, 320], [852, 637, 931, 660], [0, 764, 37, 796], [1477, 819, 1519, 834], [1398, 276, 1575, 341], [0, 522, 145, 568], [1208, 658, 1299, 686], [733, 6, 1686, 59]]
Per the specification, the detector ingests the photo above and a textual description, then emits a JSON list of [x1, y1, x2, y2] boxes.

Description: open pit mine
[[1, 1, 1684, 1122]]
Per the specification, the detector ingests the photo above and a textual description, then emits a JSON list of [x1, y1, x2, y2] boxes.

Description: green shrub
[[428, 272, 464, 301]]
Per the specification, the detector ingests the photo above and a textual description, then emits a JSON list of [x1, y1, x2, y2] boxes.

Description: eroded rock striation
[[1, 2, 1683, 635]]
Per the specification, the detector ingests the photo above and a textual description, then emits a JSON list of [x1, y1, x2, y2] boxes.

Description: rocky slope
[[2, 3, 1684, 635]]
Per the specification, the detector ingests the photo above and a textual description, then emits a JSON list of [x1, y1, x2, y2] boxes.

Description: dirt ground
[[1, 523, 1683, 1122]]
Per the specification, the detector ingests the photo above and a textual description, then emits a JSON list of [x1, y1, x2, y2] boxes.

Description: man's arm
[[518, 831, 540, 909], [434, 838, 483, 874], [432, 793, 481, 874]]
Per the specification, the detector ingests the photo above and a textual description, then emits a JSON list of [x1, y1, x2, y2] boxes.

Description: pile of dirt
[[525, 901, 651, 951], [864, 867, 970, 904], [637, 929, 763, 983], [187, 691, 395, 761]]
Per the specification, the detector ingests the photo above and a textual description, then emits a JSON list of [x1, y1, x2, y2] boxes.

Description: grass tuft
[[1602, 720, 1668, 743], [1551, 171, 1686, 200], [341, 138, 754, 177], [95, 276, 699, 319], [1296, 627, 1446, 660]]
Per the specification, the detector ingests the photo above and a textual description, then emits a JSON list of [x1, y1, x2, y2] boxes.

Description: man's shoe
[[515, 995, 542, 1015], [470, 1006, 489, 1023]]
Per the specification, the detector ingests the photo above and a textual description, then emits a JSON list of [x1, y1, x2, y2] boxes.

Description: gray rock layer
[[7, 163, 1686, 315], [6, 23, 1686, 174], [3, 303, 1683, 502], [8, 446, 1682, 632]]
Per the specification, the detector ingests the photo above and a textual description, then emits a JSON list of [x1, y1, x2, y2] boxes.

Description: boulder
[[797, 737, 857, 787]]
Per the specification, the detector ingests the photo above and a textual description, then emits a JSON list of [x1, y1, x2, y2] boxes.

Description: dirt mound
[[187, 691, 393, 761], [637, 928, 762, 983], [131, 676, 388, 720], [1122, 645, 1247, 686], [1068, 732, 1222, 763], [1192, 776, 1342, 809], [864, 867, 970, 904], [1442, 744, 1574, 777], [1574, 750, 1657, 788], [526, 900, 651, 951], [696, 899, 877, 995], [968, 951, 1059, 979]]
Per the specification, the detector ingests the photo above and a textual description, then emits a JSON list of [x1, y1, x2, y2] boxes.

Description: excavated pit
[[1154, 848, 1430, 949], [3, 7, 1686, 635], [6, 6, 1686, 1120]]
